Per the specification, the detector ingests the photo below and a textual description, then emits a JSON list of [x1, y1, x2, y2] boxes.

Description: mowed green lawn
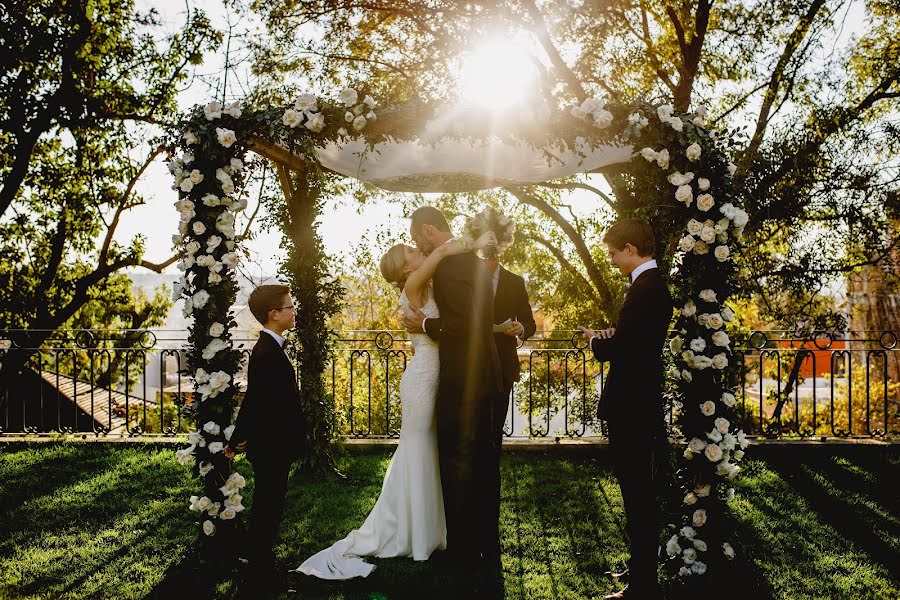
[[0, 442, 897, 599]]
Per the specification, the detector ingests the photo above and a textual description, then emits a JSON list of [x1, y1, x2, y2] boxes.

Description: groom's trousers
[[248, 458, 292, 571], [607, 419, 661, 593]]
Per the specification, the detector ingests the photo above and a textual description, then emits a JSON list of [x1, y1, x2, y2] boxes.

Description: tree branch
[[535, 181, 617, 211], [521, 0, 587, 101]]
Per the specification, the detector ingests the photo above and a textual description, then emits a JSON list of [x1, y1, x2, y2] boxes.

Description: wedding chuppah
[[170, 81, 749, 597]]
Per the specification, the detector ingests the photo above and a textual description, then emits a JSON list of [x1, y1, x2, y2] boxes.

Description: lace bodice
[[400, 289, 439, 352]]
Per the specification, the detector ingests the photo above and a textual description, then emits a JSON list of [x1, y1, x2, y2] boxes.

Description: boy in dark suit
[[578, 218, 673, 600], [224, 284, 306, 588]]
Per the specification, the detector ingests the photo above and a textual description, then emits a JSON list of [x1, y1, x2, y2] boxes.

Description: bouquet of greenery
[[462, 207, 516, 259]]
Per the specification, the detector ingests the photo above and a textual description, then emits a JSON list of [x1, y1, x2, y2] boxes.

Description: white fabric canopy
[[315, 136, 634, 193]]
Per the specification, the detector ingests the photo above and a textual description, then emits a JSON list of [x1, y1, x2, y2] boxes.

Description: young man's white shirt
[[590, 259, 658, 347]]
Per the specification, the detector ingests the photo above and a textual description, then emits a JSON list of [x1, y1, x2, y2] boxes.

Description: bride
[[294, 230, 497, 580]]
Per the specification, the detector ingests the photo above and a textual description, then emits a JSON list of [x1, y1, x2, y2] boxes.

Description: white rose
[[352, 115, 367, 131], [693, 241, 709, 255], [339, 87, 358, 106], [734, 449, 745, 461], [675, 185, 693, 205], [305, 111, 326, 132], [684, 447, 694, 460], [197, 496, 212, 511], [593, 109, 613, 128], [337, 127, 348, 136], [712, 331, 730, 346], [224, 424, 235, 441], [666, 535, 682, 557], [640, 147, 657, 162], [202, 520, 216, 536], [570, 106, 587, 120], [195, 254, 215, 268], [209, 322, 225, 338], [669, 116, 684, 131], [207, 502, 220, 517], [695, 484, 711, 497], [175, 445, 195, 465], [679, 566, 691, 577], [216, 127, 236, 148], [682, 547, 697, 564], [707, 428, 723, 443], [208, 441, 224, 454], [202, 420, 221, 436], [684, 492, 698, 505], [185, 241, 201, 256], [682, 300, 697, 317], [206, 235, 222, 252], [723, 542, 736, 560], [679, 235, 696, 252], [681, 526, 697, 539], [682, 369, 693, 382], [689, 337, 706, 353], [580, 97, 602, 113], [366, 110, 377, 120], [221, 252, 239, 269], [698, 177, 710, 191], [691, 561, 707, 575], [224, 100, 242, 119], [656, 148, 670, 169], [714, 245, 730, 262], [687, 219, 703, 236], [705, 443, 723, 462], [721, 433, 737, 451], [657, 104, 674, 122], [699, 289, 717, 303], [681, 350, 695, 365], [692, 509, 707, 527], [201, 194, 220, 207], [344, 111, 354, 123], [192, 221, 206, 236], [712, 353, 729, 370], [700, 401, 716, 417], [230, 158, 244, 173], [693, 116, 705, 126], [728, 162, 737, 175], [693, 538, 708, 552], [737, 430, 749, 449], [721, 306, 735, 322], [363, 94, 376, 108], [194, 369, 210, 384], [669, 336, 684, 353], [726, 488, 735, 501], [282, 108, 303, 128], [668, 171, 694, 186], [204, 101, 223, 121], [188, 495, 200, 511], [700, 225, 716, 243], [715, 417, 730, 434], [294, 94, 318, 112], [188, 431, 203, 446], [182, 151, 194, 165], [721, 391, 737, 407], [732, 208, 749, 228], [192, 289, 210, 309], [198, 462, 213, 477], [697, 193, 714, 212], [707, 313, 724, 329], [686, 143, 702, 161], [202, 338, 227, 360], [183, 130, 199, 145], [689, 438, 708, 454], [219, 507, 237, 520], [698, 313, 710, 327], [208, 272, 223, 285], [179, 178, 194, 193]]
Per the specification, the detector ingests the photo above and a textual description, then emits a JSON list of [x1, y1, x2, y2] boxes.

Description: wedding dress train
[[294, 290, 446, 579]]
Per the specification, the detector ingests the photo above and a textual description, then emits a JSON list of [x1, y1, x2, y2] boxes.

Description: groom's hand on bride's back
[[403, 309, 426, 333]]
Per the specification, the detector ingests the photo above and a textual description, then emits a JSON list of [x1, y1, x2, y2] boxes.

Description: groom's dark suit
[[589, 265, 672, 595], [424, 252, 503, 559], [228, 331, 307, 574]]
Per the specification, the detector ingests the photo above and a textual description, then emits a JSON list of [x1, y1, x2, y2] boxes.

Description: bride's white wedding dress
[[294, 290, 446, 579]]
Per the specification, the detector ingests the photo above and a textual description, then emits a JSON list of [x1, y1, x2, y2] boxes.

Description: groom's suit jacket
[[590, 267, 673, 422], [228, 331, 307, 464], [424, 253, 503, 427]]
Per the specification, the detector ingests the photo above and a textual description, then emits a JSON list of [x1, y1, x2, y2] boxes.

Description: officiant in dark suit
[[482, 253, 536, 559]]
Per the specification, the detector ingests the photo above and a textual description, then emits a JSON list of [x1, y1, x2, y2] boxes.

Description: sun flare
[[459, 39, 537, 109]]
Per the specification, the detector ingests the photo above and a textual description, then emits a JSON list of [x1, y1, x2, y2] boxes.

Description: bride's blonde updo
[[379, 244, 408, 291]]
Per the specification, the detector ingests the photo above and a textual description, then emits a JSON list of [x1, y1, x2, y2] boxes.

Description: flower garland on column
[[624, 101, 749, 578], [170, 88, 376, 545]]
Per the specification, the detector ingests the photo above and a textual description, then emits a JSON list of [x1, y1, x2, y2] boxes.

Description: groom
[[578, 218, 673, 599], [404, 206, 504, 565]]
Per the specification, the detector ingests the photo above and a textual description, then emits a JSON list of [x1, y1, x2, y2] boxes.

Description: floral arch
[[169, 88, 749, 579]]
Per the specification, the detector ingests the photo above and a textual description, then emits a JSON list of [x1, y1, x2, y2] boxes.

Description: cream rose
[[692, 509, 707, 527], [693, 241, 709, 255], [686, 143, 702, 161], [705, 443, 723, 462], [699, 289, 717, 303], [675, 185, 693, 205], [697, 193, 714, 212], [714, 245, 730, 262], [700, 401, 716, 416]]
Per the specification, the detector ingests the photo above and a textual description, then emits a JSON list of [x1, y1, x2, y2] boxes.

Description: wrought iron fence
[[0, 329, 897, 439]]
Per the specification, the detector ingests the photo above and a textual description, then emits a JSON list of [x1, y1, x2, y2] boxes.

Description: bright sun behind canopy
[[459, 38, 537, 109]]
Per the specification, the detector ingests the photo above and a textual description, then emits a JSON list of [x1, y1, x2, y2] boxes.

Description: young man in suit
[[578, 218, 673, 600], [483, 253, 536, 559], [224, 284, 307, 589]]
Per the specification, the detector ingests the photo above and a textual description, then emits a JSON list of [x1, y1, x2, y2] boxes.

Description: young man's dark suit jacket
[[228, 331, 307, 572], [423, 251, 503, 558], [589, 265, 672, 595], [492, 266, 537, 438]]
